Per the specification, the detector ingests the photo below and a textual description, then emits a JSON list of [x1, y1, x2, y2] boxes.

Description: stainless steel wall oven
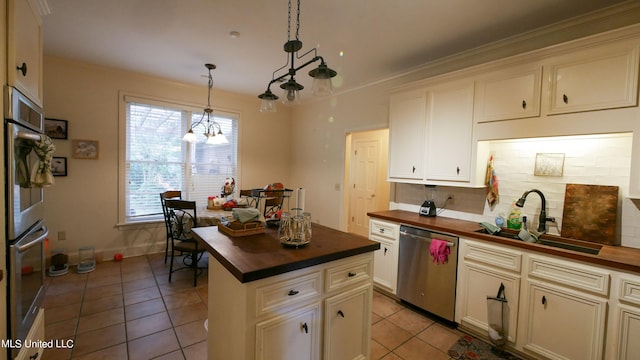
[[4, 86, 48, 358]]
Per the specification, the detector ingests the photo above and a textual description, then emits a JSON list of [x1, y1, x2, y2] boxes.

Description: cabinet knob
[[542, 295, 547, 305], [522, 100, 527, 109], [456, 166, 460, 175], [412, 166, 416, 173], [288, 290, 299, 296], [17, 62, 27, 77], [384, 247, 388, 255], [348, 272, 357, 277], [301, 322, 308, 333], [337, 310, 345, 318], [562, 94, 569, 104], [378, 228, 384, 234]]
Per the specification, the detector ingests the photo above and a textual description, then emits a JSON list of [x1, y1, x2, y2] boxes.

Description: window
[[120, 95, 238, 223]]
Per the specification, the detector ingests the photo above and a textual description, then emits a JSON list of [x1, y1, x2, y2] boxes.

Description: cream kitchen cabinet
[[388, 89, 426, 180], [14, 308, 44, 360], [208, 252, 373, 360], [547, 41, 639, 115], [256, 303, 321, 360], [323, 284, 372, 360], [521, 254, 609, 360], [6, 0, 43, 106], [425, 79, 474, 182], [456, 239, 522, 344], [610, 275, 640, 360], [369, 219, 399, 294], [475, 65, 542, 123]]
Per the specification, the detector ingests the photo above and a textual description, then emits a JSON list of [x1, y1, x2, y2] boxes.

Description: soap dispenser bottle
[[507, 201, 522, 230]]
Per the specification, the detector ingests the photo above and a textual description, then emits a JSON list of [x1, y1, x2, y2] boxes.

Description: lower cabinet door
[[15, 308, 45, 360], [255, 303, 321, 360], [324, 284, 372, 360], [614, 304, 640, 360], [524, 282, 606, 360], [371, 236, 398, 293], [458, 263, 520, 343]]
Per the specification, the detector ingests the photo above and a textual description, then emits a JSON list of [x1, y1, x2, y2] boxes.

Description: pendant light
[[183, 64, 229, 144], [258, 0, 338, 112]]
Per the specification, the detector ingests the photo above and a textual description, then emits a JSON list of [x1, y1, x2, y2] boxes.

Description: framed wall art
[[72, 140, 99, 160], [51, 157, 67, 176], [534, 153, 565, 176], [44, 118, 68, 139]]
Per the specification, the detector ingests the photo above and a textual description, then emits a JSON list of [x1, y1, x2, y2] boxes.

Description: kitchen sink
[[474, 228, 602, 255]]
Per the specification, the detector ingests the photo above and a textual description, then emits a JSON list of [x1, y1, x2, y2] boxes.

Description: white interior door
[[347, 129, 389, 237]]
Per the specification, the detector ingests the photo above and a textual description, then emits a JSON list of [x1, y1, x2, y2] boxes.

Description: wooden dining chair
[[239, 189, 259, 208], [160, 190, 182, 264], [164, 199, 205, 287]]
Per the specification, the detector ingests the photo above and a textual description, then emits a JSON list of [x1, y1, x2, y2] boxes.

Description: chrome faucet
[[515, 189, 555, 233]]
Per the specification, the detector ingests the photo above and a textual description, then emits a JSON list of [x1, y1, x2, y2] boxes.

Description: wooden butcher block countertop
[[369, 210, 640, 274], [192, 224, 380, 283]]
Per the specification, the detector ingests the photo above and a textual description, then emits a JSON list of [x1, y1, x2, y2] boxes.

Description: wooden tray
[[218, 223, 265, 237]]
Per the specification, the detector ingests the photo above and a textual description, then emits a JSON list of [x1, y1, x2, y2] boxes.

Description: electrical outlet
[[58, 231, 66, 240]]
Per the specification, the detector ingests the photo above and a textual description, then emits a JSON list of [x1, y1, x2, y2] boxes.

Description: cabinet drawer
[[527, 255, 609, 296], [619, 276, 640, 306], [325, 256, 372, 293], [369, 220, 399, 241], [255, 272, 322, 316], [464, 239, 522, 272]]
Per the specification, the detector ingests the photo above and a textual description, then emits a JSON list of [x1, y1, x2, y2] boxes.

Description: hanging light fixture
[[257, 0, 338, 112], [183, 63, 229, 144]]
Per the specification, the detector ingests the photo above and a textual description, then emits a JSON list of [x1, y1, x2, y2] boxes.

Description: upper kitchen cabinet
[[547, 41, 639, 115], [425, 79, 474, 182], [388, 89, 426, 180], [475, 65, 542, 123], [6, 0, 43, 106]]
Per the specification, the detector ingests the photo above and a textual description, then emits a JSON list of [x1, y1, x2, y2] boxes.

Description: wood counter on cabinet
[[368, 209, 640, 273], [191, 224, 380, 360]]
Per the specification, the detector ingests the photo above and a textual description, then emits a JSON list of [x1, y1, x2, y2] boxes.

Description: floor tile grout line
[[149, 254, 189, 360]]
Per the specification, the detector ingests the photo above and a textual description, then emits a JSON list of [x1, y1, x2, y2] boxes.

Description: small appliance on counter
[[419, 200, 437, 217], [419, 185, 437, 217]]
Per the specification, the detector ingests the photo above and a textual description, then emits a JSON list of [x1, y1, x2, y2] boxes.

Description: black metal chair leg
[[168, 247, 174, 283], [193, 251, 197, 287]]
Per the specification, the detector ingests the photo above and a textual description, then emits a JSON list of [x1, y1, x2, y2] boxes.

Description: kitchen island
[[192, 224, 380, 360]]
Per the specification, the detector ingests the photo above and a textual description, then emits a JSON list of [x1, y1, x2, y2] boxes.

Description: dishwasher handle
[[400, 231, 456, 248]]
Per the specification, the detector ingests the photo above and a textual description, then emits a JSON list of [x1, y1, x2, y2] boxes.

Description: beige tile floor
[[40, 252, 464, 360]]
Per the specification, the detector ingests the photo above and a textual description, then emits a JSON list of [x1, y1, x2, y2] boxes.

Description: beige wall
[[42, 56, 292, 261]]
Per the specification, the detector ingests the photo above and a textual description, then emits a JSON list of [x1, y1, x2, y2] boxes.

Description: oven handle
[[17, 226, 48, 253], [400, 231, 456, 248], [17, 130, 43, 142]]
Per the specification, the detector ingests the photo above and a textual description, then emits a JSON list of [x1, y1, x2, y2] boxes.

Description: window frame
[[117, 92, 242, 225]]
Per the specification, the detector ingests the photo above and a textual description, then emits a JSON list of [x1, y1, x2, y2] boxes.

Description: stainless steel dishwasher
[[397, 225, 458, 322]]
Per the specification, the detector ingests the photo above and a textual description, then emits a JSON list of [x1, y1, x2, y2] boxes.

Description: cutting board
[[561, 184, 619, 245]]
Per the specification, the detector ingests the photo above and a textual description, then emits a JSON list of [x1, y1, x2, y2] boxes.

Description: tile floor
[[40, 252, 465, 360]]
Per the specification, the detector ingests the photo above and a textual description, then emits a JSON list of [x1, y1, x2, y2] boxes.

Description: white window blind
[[124, 99, 238, 222]]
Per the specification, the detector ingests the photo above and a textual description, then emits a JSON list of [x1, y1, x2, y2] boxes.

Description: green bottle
[[506, 202, 522, 230]]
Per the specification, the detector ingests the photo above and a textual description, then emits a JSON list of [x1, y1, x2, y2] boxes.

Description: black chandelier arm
[[270, 55, 322, 84], [189, 112, 207, 131]]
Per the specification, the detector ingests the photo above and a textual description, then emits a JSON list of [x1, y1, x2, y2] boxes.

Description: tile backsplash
[[393, 133, 640, 248]]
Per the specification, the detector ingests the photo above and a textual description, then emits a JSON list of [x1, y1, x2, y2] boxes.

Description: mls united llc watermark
[[1, 339, 74, 349]]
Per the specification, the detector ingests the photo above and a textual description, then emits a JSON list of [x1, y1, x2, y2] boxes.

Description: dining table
[[197, 206, 234, 227]]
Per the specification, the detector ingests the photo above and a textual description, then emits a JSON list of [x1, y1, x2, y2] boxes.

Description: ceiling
[[42, 0, 629, 98]]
